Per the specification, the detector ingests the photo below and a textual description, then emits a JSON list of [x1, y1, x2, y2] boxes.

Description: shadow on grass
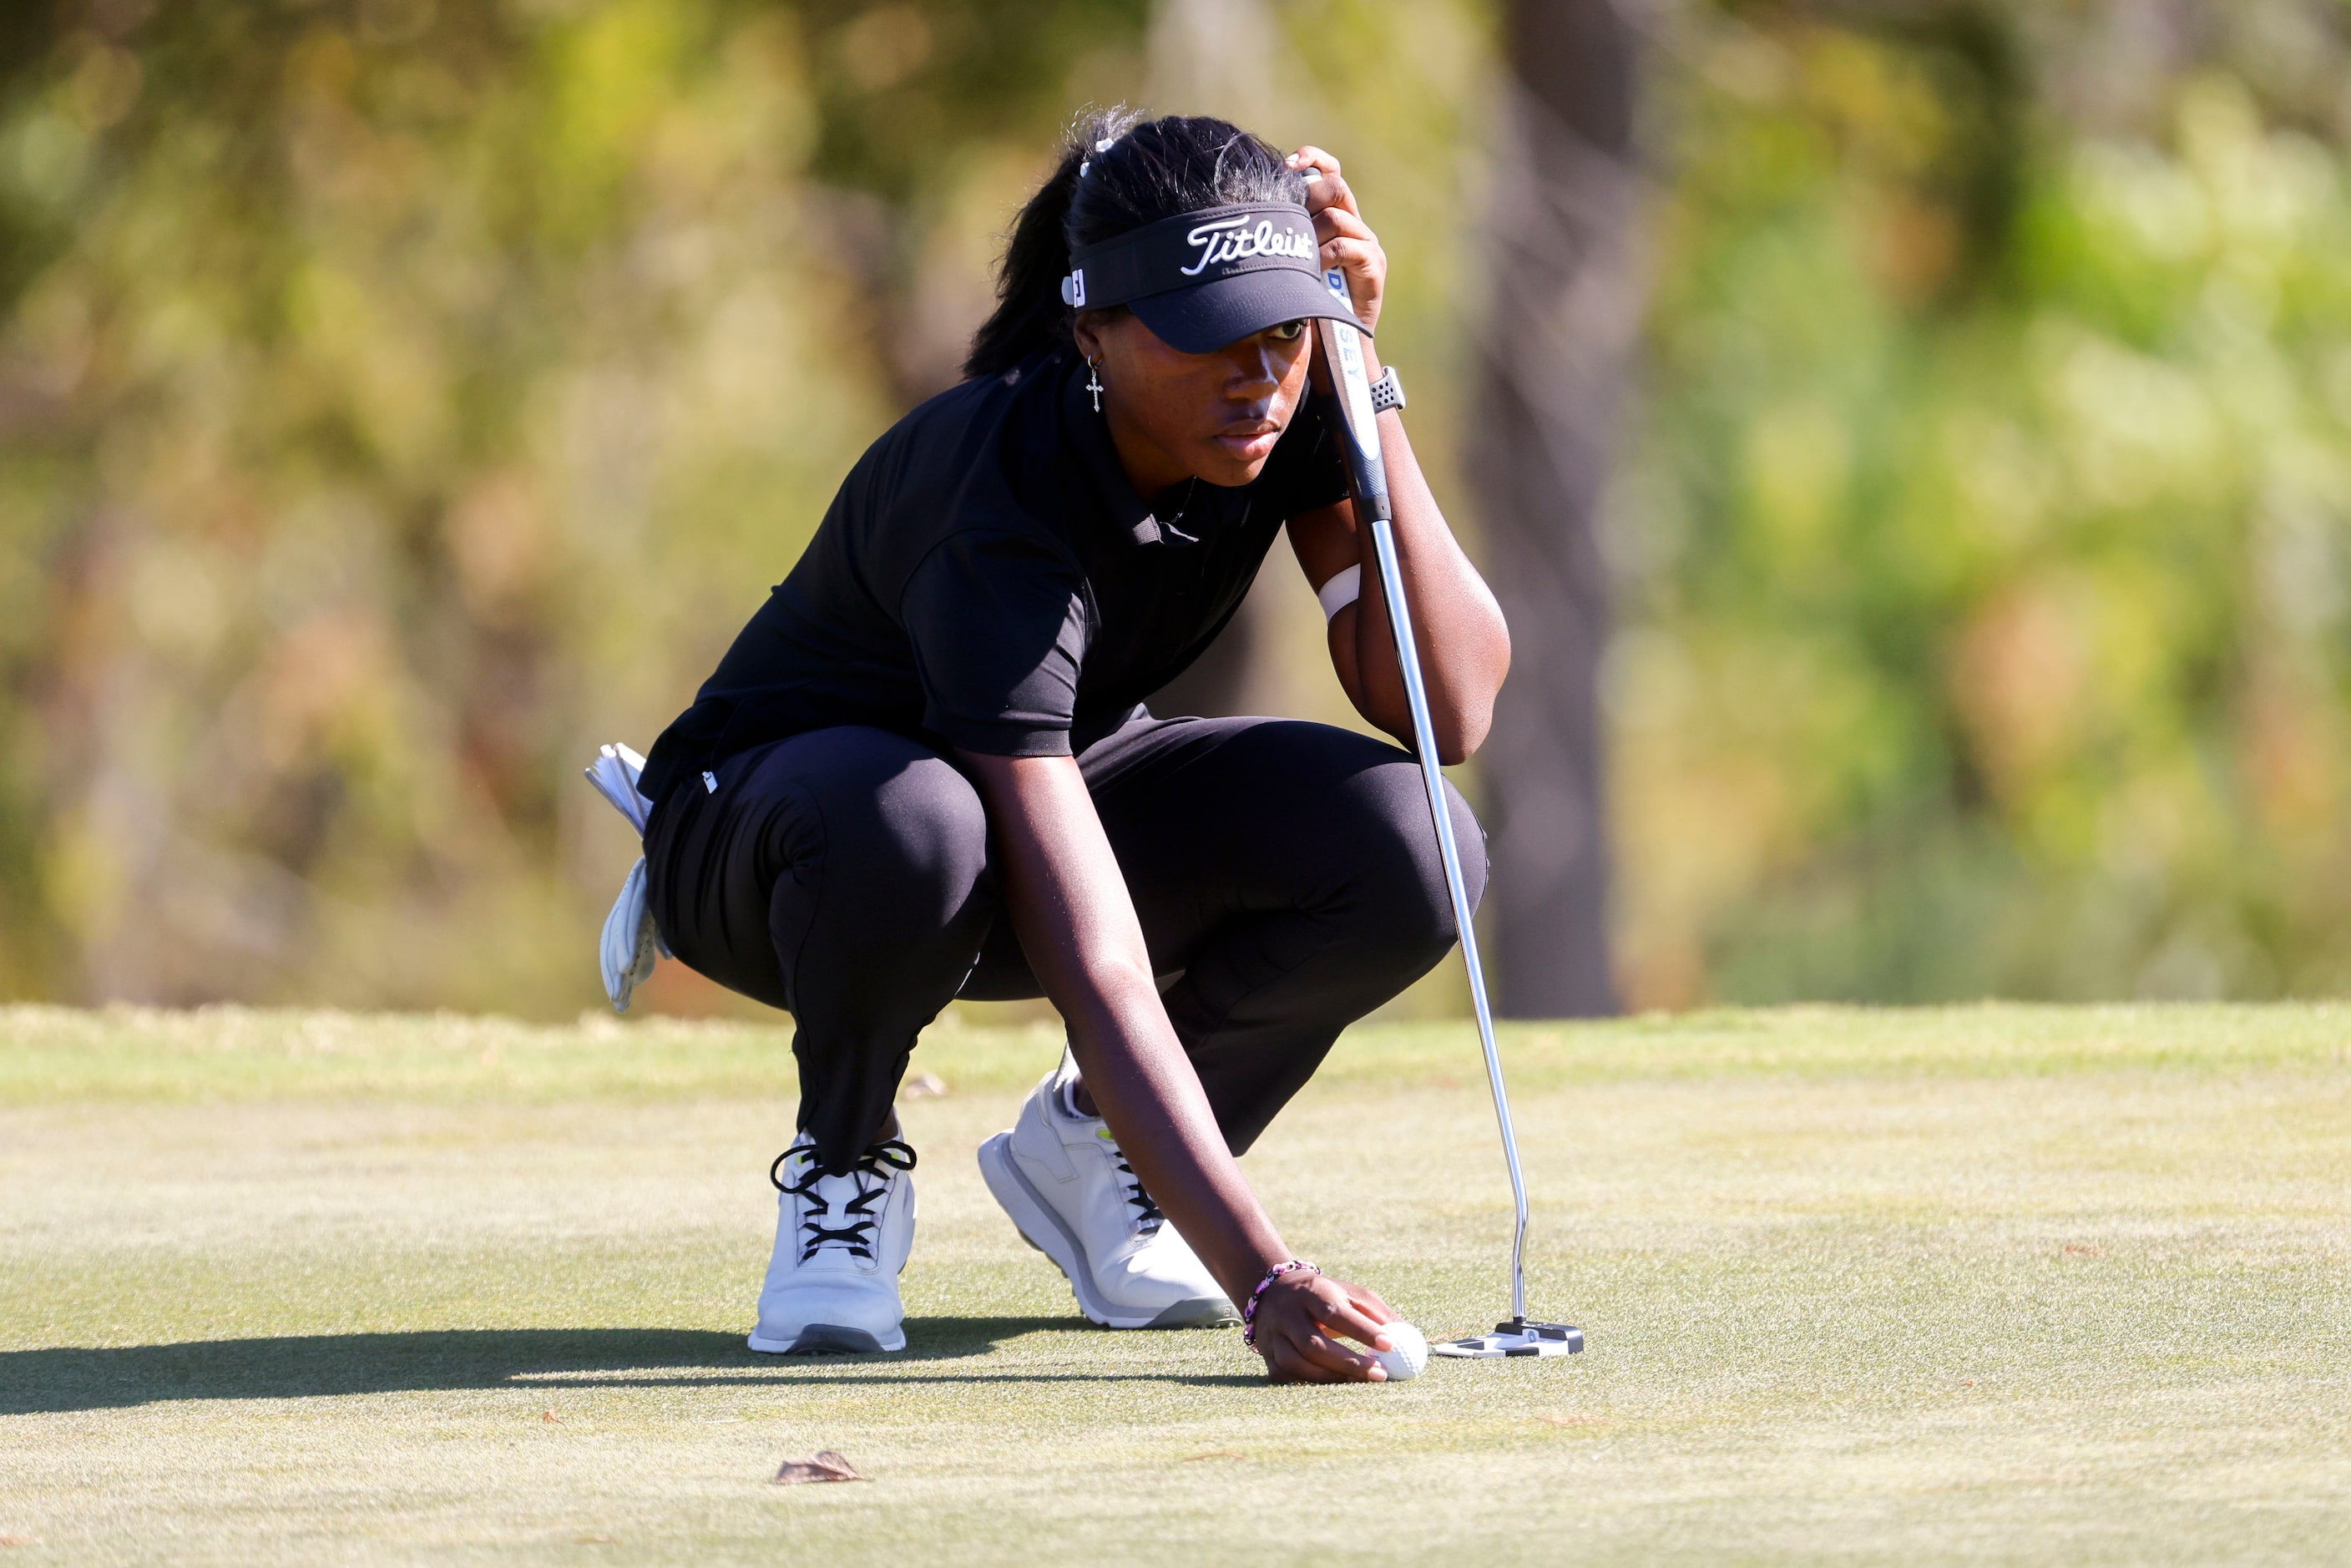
[[3, 1318, 1260, 1414]]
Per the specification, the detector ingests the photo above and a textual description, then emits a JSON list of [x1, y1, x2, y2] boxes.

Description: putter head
[[1429, 1318, 1585, 1359]]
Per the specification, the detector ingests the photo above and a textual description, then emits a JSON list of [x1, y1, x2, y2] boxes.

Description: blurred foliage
[[0, 0, 1145, 1012], [6, 0, 2351, 1017], [1615, 1, 2351, 1005], [0, 0, 1490, 1017]]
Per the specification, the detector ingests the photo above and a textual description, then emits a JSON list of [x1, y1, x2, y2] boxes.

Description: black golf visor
[[1063, 202, 1368, 354]]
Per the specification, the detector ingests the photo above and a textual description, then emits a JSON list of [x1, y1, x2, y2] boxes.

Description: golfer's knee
[[849, 755, 993, 924], [1351, 763, 1486, 957], [766, 732, 992, 925]]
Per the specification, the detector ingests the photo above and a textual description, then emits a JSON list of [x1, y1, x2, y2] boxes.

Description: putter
[[1309, 255, 1583, 1361]]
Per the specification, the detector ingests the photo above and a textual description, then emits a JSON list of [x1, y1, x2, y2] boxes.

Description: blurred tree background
[[1, 0, 2348, 1018], [1615, 1, 2351, 1006]]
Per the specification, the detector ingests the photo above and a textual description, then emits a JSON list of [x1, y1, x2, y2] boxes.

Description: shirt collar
[[1061, 356, 1214, 549]]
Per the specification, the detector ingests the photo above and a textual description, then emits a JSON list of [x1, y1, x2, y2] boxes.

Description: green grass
[[3, 1004, 2347, 1564]]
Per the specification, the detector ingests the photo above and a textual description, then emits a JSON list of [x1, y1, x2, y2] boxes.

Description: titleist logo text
[[1179, 215, 1316, 277]]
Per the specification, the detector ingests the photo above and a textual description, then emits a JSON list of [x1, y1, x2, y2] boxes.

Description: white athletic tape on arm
[[1317, 563, 1362, 621]]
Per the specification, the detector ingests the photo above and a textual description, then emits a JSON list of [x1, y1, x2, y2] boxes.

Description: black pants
[[643, 716, 1484, 1174]]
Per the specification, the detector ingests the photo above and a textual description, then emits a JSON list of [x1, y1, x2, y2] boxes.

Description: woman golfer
[[634, 111, 1508, 1383]]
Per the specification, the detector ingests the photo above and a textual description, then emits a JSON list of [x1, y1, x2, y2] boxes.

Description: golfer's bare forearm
[[1055, 984, 1288, 1302], [959, 752, 1293, 1304], [1349, 421, 1508, 758], [1011, 896, 1292, 1308], [1297, 365, 1505, 761]]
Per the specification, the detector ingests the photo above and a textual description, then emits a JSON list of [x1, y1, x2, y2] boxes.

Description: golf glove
[[584, 742, 669, 1012]]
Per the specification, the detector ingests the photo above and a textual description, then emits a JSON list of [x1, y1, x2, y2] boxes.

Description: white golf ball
[[1372, 1320, 1428, 1381]]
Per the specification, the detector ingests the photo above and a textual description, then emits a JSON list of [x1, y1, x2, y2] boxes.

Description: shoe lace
[[769, 1140, 916, 1263], [1104, 1140, 1164, 1237]]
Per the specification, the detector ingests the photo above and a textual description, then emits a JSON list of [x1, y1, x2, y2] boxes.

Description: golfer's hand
[[1287, 145, 1384, 334], [1252, 1272, 1398, 1383]]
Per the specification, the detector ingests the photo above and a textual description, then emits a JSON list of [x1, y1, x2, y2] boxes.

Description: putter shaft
[[1364, 515, 1530, 1324]]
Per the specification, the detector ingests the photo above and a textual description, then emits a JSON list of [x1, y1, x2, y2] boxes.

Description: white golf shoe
[[747, 1136, 917, 1354], [978, 1069, 1237, 1328]]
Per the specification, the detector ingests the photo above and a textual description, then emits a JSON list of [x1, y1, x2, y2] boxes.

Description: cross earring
[[1085, 357, 1105, 413]]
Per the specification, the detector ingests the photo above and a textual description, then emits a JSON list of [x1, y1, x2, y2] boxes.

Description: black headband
[[1061, 202, 1322, 312]]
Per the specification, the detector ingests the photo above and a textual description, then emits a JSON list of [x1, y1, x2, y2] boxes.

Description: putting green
[[2, 1004, 2346, 1564]]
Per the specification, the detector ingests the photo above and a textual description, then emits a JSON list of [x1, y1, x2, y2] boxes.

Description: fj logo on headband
[[1060, 268, 1087, 308], [1181, 215, 1316, 277]]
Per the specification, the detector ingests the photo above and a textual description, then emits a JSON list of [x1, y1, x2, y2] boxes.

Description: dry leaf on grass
[[0, 1536, 38, 1549], [542, 1410, 562, 1424], [899, 1072, 949, 1100], [773, 1450, 864, 1485]]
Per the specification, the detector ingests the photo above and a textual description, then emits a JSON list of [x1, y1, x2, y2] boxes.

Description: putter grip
[[1313, 313, 1392, 525]]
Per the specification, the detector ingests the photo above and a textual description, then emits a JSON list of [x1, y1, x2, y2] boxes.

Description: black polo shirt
[[637, 346, 1351, 803]]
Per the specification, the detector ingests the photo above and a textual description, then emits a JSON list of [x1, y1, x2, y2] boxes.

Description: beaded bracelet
[[1240, 1259, 1320, 1348]]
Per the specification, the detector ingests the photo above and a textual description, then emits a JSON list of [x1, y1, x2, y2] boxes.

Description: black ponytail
[[963, 107, 1309, 379]]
